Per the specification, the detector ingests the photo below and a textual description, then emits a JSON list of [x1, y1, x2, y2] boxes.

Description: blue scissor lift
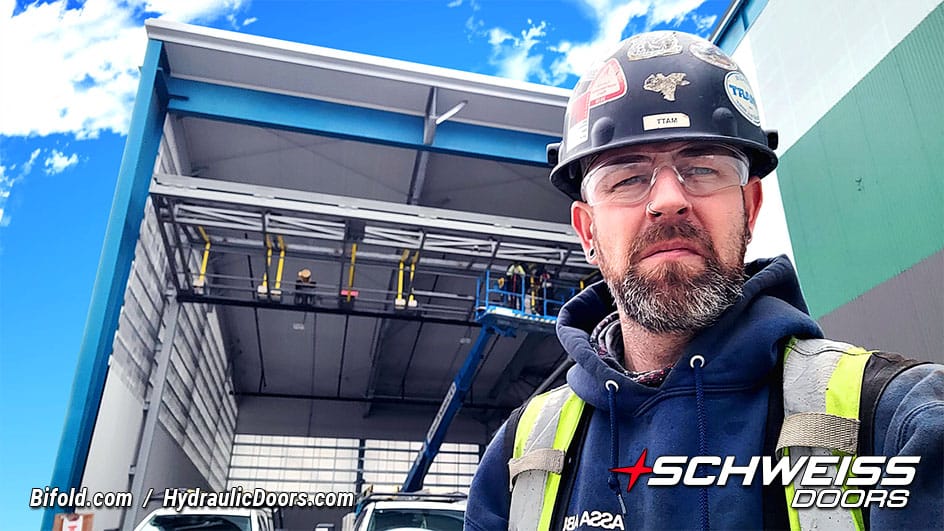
[[402, 270, 575, 492]]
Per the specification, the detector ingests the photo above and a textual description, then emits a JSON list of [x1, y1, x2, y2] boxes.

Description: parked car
[[339, 493, 465, 531], [134, 507, 274, 531]]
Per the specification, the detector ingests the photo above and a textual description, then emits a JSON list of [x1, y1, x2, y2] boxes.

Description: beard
[[598, 216, 749, 334]]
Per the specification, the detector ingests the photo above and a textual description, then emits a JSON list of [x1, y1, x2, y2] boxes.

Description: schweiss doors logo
[[609, 449, 919, 509]]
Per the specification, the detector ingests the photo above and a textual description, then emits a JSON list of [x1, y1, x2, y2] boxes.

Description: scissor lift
[[402, 270, 577, 492]]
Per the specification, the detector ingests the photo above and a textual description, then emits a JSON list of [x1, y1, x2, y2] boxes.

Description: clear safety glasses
[[581, 143, 750, 206]]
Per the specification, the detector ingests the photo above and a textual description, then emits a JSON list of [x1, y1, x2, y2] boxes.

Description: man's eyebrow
[[679, 145, 743, 158], [592, 153, 651, 167]]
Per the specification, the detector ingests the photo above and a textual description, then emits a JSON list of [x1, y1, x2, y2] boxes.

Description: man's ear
[[571, 201, 596, 263], [743, 176, 764, 233]]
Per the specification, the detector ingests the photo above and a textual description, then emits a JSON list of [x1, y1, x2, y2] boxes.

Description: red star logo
[[610, 448, 654, 492]]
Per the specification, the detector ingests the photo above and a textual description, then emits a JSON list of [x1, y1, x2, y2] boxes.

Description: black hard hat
[[548, 31, 779, 201]]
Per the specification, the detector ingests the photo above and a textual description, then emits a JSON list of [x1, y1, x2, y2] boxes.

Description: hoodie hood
[[558, 255, 823, 415]]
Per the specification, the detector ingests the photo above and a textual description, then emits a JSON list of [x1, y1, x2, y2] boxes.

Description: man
[[294, 268, 317, 306], [465, 31, 942, 530]]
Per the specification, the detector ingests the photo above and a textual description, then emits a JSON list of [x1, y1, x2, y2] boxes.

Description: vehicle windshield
[[141, 514, 252, 531], [367, 508, 464, 531]]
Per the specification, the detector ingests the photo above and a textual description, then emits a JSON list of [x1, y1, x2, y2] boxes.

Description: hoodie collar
[[557, 255, 824, 415], [589, 311, 673, 387]]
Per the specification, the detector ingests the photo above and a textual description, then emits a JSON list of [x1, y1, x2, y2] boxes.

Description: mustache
[[628, 220, 716, 263]]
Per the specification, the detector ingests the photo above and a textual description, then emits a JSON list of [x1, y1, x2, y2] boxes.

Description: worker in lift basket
[[465, 31, 942, 531]]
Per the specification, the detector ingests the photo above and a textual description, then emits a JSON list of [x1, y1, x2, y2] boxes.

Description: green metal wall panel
[[778, 4, 944, 318]]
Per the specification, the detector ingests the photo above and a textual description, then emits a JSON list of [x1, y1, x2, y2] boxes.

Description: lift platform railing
[[474, 269, 576, 323]]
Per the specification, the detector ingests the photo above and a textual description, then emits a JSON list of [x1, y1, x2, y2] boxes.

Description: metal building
[[47, 2, 943, 530], [715, 0, 943, 361], [46, 19, 586, 531]]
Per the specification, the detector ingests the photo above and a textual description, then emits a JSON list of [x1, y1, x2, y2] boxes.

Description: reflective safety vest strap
[[780, 338, 871, 531], [508, 385, 585, 531]]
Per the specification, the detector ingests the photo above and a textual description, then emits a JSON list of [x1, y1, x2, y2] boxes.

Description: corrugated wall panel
[[778, 4, 944, 318], [87, 132, 238, 509]]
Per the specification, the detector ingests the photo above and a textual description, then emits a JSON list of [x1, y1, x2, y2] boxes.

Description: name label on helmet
[[724, 71, 761, 126], [642, 112, 691, 130]]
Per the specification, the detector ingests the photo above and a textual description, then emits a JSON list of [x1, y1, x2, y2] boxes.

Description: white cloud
[[44, 150, 80, 175], [0, 0, 248, 139], [650, 0, 707, 28], [242, 16, 257, 26], [24, 149, 41, 174], [0, 154, 18, 227], [447, 0, 463, 7], [692, 13, 717, 36], [483, 19, 567, 85], [0, 158, 9, 226], [0, 146, 81, 225], [480, 0, 709, 85]]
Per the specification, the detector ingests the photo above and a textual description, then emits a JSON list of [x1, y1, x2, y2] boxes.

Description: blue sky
[[0, 0, 731, 528]]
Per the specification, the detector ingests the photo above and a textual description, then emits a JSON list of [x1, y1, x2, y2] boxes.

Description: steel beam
[[234, 391, 510, 411], [164, 77, 558, 166], [152, 173, 581, 246], [122, 299, 181, 531], [45, 39, 169, 531], [176, 293, 481, 327]]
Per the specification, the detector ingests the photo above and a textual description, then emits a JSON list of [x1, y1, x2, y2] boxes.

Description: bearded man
[[465, 31, 942, 531]]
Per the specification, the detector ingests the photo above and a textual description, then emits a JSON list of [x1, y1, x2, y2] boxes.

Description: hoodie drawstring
[[604, 379, 627, 516], [691, 354, 710, 531]]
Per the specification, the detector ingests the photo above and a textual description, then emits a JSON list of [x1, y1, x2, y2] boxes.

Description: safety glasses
[[581, 143, 750, 206]]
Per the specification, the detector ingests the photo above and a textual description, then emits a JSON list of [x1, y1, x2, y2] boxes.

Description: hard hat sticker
[[690, 41, 738, 70], [642, 112, 691, 130], [724, 71, 761, 125], [643, 72, 690, 101], [626, 33, 683, 61], [567, 59, 627, 147], [567, 91, 590, 146], [588, 58, 627, 107]]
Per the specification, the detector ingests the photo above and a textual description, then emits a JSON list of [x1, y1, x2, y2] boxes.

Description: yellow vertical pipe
[[408, 251, 419, 304], [197, 226, 211, 284], [275, 236, 286, 290], [346, 243, 358, 302]]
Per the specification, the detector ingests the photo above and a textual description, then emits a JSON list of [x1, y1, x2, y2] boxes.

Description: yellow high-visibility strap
[[825, 346, 871, 531], [274, 236, 286, 291], [537, 392, 586, 531], [346, 243, 358, 302], [197, 226, 211, 285]]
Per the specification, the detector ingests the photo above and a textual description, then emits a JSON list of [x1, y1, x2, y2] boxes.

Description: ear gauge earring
[[587, 247, 596, 261]]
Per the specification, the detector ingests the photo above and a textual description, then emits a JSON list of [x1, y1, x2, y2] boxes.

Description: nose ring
[[646, 202, 662, 217]]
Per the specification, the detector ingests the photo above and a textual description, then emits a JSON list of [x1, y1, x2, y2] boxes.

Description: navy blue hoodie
[[465, 256, 943, 530]]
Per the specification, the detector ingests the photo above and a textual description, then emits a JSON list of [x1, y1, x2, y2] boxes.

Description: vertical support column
[[354, 438, 367, 495], [122, 298, 181, 531], [44, 39, 168, 531]]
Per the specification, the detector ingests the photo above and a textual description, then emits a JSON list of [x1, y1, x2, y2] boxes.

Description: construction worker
[[465, 31, 942, 530], [293, 268, 317, 306], [501, 261, 527, 311]]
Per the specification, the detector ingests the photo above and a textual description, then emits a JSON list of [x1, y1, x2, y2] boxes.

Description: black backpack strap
[[858, 351, 929, 456], [857, 351, 929, 531], [503, 402, 528, 473], [763, 350, 789, 531]]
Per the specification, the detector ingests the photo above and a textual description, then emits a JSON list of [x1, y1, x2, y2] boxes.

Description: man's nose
[[646, 166, 691, 218]]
